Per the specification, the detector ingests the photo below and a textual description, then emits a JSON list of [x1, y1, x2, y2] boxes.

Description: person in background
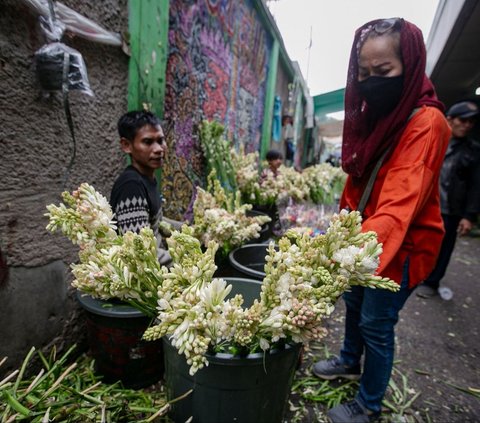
[[282, 115, 295, 166], [264, 149, 284, 177], [110, 110, 173, 265], [257, 149, 284, 237], [416, 101, 480, 300], [312, 18, 450, 422]]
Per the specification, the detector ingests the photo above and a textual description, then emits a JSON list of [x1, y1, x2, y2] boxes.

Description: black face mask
[[357, 75, 404, 116]]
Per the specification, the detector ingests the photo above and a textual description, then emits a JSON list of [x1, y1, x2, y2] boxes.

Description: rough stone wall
[[161, 0, 273, 219], [0, 0, 129, 373]]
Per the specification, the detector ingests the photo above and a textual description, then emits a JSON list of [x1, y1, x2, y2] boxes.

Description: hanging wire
[[61, 52, 77, 190]]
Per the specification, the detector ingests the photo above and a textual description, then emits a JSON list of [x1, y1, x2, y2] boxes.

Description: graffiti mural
[[162, 0, 272, 218]]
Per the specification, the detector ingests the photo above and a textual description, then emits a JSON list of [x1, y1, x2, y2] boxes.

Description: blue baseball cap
[[446, 101, 479, 118]]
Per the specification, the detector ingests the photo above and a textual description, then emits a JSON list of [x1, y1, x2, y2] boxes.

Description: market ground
[[287, 232, 480, 423]]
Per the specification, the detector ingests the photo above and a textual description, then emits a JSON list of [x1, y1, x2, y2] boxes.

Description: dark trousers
[[423, 214, 461, 289], [340, 260, 412, 413]]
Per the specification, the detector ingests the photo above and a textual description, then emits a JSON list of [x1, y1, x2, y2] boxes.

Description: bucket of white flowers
[[143, 214, 399, 422], [161, 276, 301, 423], [190, 172, 271, 277], [47, 184, 399, 421], [75, 293, 163, 388], [45, 184, 165, 388]]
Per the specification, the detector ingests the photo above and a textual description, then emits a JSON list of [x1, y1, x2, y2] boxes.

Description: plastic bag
[[35, 42, 93, 95], [21, 0, 122, 46], [38, 13, 65, 42], [277, 200, 337, 236]]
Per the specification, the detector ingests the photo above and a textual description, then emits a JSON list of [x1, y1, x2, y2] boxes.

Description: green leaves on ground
[[0, 346, 170, 422], [291, 375, 358, 409]]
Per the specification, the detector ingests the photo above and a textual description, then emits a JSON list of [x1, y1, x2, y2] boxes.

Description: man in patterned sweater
[[110, 110, 172, 265]]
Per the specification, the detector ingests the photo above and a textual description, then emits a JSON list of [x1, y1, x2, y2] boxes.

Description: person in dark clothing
[[110, 110, 172, 265], [282, 115, 295, 166], [416, 101, 480, 300]]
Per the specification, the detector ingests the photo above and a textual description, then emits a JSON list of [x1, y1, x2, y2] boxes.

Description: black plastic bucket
[[163, 277, 300, 423], [76, 293, 163, 389], [228, 243, 272, 280]]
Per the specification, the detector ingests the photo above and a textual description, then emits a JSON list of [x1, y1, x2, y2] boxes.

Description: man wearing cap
[[416, 101, 480, 300]]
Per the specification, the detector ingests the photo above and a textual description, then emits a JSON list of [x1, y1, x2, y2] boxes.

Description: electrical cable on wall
[[33, 0, 93, 189], [61, 51, 76, 189]]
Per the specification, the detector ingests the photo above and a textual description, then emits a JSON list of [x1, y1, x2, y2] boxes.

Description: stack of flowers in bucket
[[46, 183, 398, 423], [191, 170, 271, 260], [231, 147, 346, 209]]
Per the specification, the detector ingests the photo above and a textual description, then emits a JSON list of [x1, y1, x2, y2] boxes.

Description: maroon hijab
[[341, 18, 444, 178]]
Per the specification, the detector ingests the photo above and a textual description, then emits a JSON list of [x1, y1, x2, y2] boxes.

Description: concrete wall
[[0, 0, 129, 374], [161, 0, 273, 219]]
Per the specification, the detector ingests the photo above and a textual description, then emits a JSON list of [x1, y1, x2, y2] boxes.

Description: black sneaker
[[312, 356, 361, 380], [415, 284, 438, 299], [327, 399, 379, 423]]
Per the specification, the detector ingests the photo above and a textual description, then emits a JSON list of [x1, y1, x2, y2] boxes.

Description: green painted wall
[[127, 0, 169, 117], [260, 39, 279, 160]]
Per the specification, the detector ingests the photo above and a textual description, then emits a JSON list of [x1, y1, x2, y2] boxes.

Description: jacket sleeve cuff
[[463, 214, 477, 223]]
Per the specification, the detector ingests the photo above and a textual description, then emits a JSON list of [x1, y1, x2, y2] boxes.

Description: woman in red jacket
[[313, 18, 451, 422]]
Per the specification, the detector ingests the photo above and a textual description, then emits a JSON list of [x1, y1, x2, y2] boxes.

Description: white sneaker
[[438, 287, 453, 301]]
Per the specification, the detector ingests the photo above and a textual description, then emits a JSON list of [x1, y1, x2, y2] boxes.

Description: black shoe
[[327, 399, 379, 423], [312, 356, 361, 380], [415, 284, 438, 299]]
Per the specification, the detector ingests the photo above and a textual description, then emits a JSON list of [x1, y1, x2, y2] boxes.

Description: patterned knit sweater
[[110, 166, 170, 264]]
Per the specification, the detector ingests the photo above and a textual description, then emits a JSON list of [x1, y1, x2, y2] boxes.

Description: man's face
[[448, 116, 476, 139], [121, 124, 166, 178]]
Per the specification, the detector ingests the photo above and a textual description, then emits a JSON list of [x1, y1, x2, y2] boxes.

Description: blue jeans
[[340, 260, 413, 413]]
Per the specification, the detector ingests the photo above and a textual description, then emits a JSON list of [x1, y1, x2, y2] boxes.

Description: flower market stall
[[45, 183, 399, 422]]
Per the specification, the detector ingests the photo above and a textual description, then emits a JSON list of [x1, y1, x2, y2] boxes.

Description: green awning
[[313, 88, 345, 117]]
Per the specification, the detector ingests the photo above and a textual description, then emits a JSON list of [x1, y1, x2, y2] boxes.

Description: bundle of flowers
[[46, 184, 117, 253], [248, 164, 309, 205], [302, 163, 347, 205], [143, 210, 399, 375], [276, 165, 310, 202], [232, 147, 339, 207], [191, 171, 271, 257], [233, 159, 309, 207], [230, 146, 262, 203], [46, 183, 164, 316], [199, 120, 237, 193], [47, 185, 399, 378]]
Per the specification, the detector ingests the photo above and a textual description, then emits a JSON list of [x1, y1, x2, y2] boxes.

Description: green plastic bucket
[[76, 293, 163, 389], [163, 277, 301, 423]]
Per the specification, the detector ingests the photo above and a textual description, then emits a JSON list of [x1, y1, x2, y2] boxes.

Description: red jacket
[[341, 106, 451, 287]]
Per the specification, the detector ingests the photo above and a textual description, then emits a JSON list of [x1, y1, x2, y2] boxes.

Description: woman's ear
[[120, 137, 132, 154]]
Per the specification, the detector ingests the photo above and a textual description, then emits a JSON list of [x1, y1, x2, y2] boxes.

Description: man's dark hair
[[266, 149, 283, 161], [118, 110, 162, 141]]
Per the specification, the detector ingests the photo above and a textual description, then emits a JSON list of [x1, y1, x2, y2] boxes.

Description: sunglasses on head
[[372, 18, 402, 34], [355, 18, 403, 57]]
